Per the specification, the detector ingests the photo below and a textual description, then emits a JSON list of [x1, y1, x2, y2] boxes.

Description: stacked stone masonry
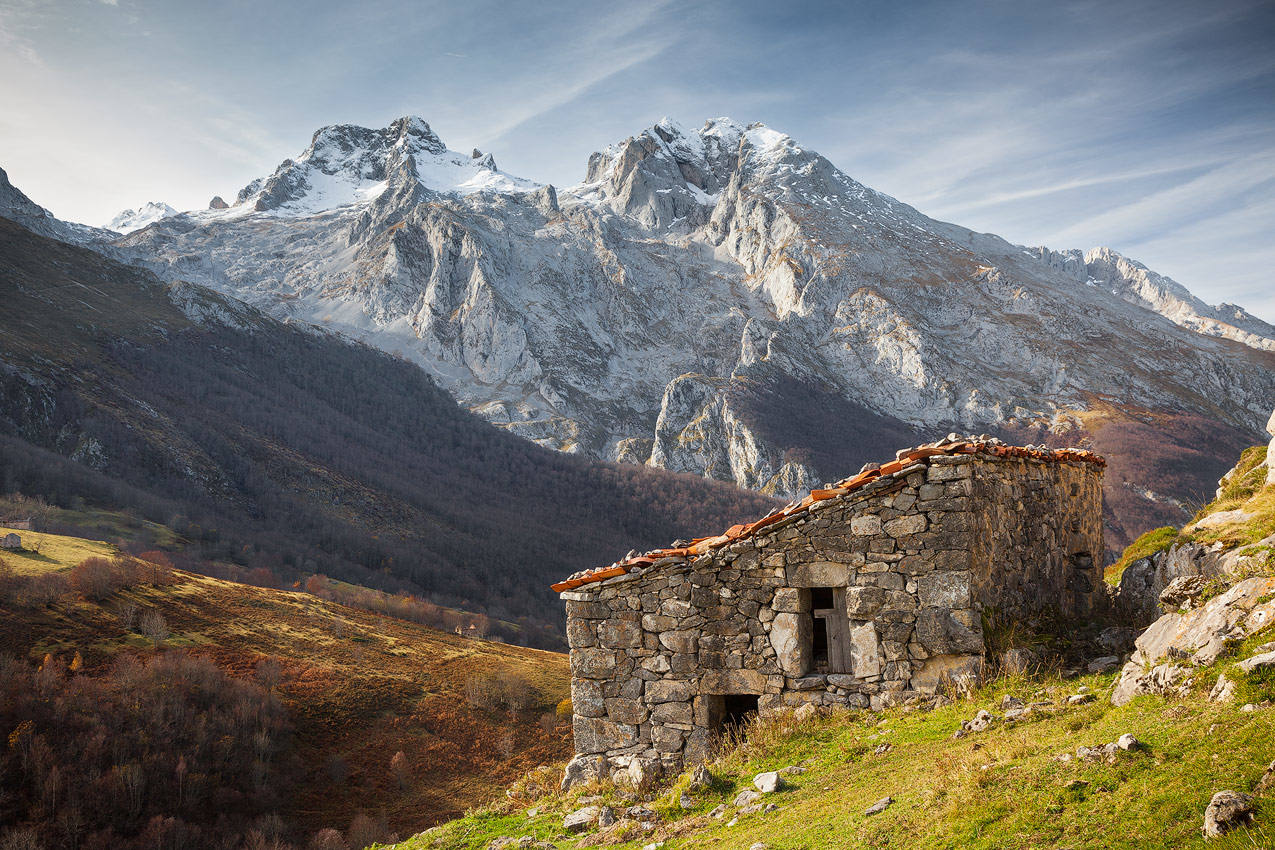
[[558, 450, 1104, 781]]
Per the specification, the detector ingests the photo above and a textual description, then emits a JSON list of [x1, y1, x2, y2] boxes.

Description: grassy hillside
[[0, 532, 572, 844], [398, 650, 1275, 850], [0, 524, 116, 573]]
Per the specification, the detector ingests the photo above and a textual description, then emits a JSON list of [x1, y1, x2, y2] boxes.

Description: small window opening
[[806, 586, 847, 674], [810, 587, 835, 609]]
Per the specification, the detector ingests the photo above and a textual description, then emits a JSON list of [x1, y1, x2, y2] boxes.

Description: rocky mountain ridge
[[12, 116, 1275, 551], [0, 165, 115, 245]]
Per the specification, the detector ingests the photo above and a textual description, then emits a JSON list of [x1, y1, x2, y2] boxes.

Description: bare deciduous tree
[[389, 750, 410, 790], [138, 609, 169, 647]]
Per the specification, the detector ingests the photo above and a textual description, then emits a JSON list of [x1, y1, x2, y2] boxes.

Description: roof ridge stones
[[550, 435, 1105, 592]]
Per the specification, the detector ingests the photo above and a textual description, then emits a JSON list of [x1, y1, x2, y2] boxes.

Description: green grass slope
[[399, 653, 1275, 850]]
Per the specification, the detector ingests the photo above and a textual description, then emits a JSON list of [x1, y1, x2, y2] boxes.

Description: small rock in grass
[[865, 796, 893, 816], [563, 805, 599, 833], [1116, 733, 1140, 751], [963, 709, 997, 733], [1254, 762, 1275, 795], [763, 803, 779, 813], [793, 703, 820, 722], [1004, 707, 1027, 721], [1203, 790, 1255, 837], [726, 817, 738, 827], [1210, 674, 1237, 704], [1240, 703, 1258, 712], [597, 805, 615, 827], [874, 743, 892, 755], [1000, 693, 1024, 711], [778, 765, 807, 775], [753, 771, 783, 793], [625, 806, 657, 822], [734, 789, 762, 807], [678, 792, 694, 810], [1067, 693, 1095, 706], [708, 804, 727, 819], [642, 843, 664, 850], [1238, 651, 1275, 673], [1086, 656, 1120, 674], [749, 844, 768, 850], [687, 764, 713, 792], [738, 803, 763, 815]]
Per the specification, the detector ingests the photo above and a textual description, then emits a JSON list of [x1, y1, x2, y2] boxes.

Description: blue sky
[[1, 0, 1272, 318]]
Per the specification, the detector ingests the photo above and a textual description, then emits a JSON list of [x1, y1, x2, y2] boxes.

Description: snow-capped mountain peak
[[104, 201, 178, 234], [231, 115, 540, 216]]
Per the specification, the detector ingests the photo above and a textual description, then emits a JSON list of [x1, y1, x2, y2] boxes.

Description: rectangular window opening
[[805, 586, 847, 675]]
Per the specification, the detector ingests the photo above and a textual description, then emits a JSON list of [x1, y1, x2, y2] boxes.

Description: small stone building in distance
[[553, 437, 1105, 783]]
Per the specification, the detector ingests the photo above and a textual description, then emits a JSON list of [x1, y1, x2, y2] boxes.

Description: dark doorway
[[721, 693, 760, 730]]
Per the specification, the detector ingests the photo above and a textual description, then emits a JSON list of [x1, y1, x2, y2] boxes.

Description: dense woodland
[[0, 651, 297, 850], [0, 218, 779, 646]]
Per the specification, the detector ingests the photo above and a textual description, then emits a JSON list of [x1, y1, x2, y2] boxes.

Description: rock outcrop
[[1111, 577, 1275, 706], [1116, 537, 1275, 626], [1267, 409, 1275, 486]]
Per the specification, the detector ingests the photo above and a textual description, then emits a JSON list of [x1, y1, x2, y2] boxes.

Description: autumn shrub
[[69, 556, 124, 600], [137, 608, 169, 647], [389, 750, 410, 790], [0, 650, 293, 849], [464, 672, 502, 711], [345, 813, 392, 850], [308, 828, 349, 850], [16, 572, 69, 607], [135, 550, 177, 586]]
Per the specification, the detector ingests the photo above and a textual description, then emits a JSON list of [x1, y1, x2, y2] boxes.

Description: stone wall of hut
[[559, 452, 1104, 778]]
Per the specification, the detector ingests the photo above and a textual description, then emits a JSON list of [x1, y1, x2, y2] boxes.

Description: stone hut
[[552, 438, 1105, 784]]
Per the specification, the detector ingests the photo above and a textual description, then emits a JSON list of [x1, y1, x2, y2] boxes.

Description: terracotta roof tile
[[550, 438, 1104, 593]]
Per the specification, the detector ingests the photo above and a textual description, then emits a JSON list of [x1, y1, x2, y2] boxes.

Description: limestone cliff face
[[112, 116, 1275, 536]]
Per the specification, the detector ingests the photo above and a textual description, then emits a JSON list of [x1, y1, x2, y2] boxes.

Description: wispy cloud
[[0, 0, 1269, 317]]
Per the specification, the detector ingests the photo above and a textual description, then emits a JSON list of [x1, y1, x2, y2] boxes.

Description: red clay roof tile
[[550, 439, 1105, 592]]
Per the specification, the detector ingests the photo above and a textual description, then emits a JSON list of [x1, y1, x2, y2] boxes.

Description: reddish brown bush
[[69, 557, 122, 600], [389, 750, 410, 790]]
